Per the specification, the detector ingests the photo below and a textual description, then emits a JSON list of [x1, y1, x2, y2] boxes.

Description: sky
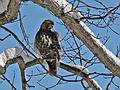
[[0, 0, 120, 90]]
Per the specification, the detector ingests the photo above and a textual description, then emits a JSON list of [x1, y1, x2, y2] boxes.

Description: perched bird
[[35, 20, 61, 76]]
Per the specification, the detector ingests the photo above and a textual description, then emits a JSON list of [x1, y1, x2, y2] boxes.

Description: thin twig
[[2, 75, 17, 90]]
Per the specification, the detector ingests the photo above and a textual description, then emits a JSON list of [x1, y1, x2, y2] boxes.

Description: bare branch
[[18, 57, 26, 90], [2, 75, 17, 90], [12, 71, 16, 90], [0, 34, 11, 41], [80, 3, 120, 20]]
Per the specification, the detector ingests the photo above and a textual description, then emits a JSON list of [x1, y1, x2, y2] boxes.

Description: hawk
[[35, 20, 61, 76]]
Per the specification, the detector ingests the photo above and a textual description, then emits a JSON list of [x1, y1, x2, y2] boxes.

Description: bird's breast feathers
[[41, 34, 52, 48]]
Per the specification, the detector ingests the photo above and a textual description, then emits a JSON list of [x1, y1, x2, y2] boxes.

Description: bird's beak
[[48, 24, 54, 29]]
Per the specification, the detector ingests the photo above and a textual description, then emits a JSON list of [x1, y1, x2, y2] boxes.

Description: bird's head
[[40, 20, 54, 31]]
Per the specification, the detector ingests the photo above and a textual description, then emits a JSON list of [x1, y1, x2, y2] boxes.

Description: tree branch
[[17, 57, 26, 90], [0, 0, 20, 26], [2, 74, 17, 90]]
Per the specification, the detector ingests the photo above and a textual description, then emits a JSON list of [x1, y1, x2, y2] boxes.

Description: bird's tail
[[47, 60, 58, 76], [49, 65, 57, 76]]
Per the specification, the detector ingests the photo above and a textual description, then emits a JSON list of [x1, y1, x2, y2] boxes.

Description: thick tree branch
[[18, 57, 26, 90], [32, 0, 120, 77], [0, 0, 20, 26]]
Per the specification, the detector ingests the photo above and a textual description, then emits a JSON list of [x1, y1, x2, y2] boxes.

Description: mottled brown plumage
[[35, 20, 61, 76]]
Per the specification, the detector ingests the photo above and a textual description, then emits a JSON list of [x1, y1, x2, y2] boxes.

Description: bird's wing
[[34, 31, 44, 58]]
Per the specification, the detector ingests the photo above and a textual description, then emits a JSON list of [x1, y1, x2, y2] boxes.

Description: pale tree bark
[[0, 0, 20, 26], [0, 0, 120, 90]]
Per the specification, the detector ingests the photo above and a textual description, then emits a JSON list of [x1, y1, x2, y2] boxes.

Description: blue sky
[[0, 0, 120, 90]]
